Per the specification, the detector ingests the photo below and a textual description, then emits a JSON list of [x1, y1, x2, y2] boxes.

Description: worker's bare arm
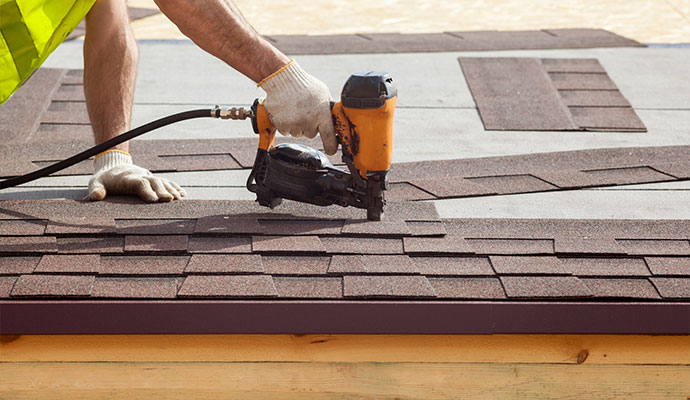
[[153, 0, 290, 83]]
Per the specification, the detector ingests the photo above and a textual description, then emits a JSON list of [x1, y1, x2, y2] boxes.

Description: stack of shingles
[[1, 200, 689, 301]]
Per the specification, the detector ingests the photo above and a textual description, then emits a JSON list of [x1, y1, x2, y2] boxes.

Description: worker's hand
[[87, 150, 185, 202], [259, 60, 338, 155]]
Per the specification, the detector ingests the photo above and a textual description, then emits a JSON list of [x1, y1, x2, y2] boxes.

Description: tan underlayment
[[126, 0, 689, 43]]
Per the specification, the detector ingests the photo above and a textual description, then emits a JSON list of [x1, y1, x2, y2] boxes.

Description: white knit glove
[[88, 150, 185, 202], [259, 60, 338, 155]]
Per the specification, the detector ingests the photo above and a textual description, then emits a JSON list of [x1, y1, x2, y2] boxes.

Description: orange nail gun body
[[246, 72, 397, 220]]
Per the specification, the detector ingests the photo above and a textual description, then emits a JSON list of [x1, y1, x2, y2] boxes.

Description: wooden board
[[2, 334, 690, 365], [1, 362, 688, 399]]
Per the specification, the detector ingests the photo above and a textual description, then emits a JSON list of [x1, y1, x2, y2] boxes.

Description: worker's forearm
[[153, 0, 289, 82]]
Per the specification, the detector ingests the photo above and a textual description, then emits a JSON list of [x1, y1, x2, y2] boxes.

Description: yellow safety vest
[[0, 0, 95, 104]]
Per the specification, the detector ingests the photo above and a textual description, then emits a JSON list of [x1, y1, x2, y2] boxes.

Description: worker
[[0, 0, 337, 202]]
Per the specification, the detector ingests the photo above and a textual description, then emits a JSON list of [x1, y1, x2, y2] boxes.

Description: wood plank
[[2, 334, 689, 365], [1, 362, 688, 399]]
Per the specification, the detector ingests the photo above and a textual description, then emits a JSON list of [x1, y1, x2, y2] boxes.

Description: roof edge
[[1, 301, 688, 335]]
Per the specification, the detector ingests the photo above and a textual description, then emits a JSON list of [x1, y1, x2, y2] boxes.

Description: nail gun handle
[[250, 99, 276, 151]]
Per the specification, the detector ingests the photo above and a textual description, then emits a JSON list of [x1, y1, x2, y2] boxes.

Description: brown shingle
[[616, 239, 690, 255], [408, 177, 497, 198], [361, 255, 419, 274], [11, 274, 94, 297], [581, 278, 660, 299], [559, 257, 650, 277], [185, 254, 263, 274], [412, 256, 493, 276], [0, 256, 40, 274], [465, 175, 557, 194], [321, 237, 404, 254], [116, 219, 195, 234], [403, 236, 473, 254], [569, 107, 646, 131], [273, 277, 343, 298], [554, 237, 625, 254], [327, 255, 367, 274], [57, 237, 122, 254], [459, 57, 577, 131], [92, 277, 178, 298], [46, 217, 116, 234], [467, 239, 554, 254], [259, 219, 343, 235], [557, 90, 631, 107], [252, 235, 325, 253], [194, 215, 263, 234], [540, 58, 606, 73], [100, 256, 189, 275], [124, 235, 188, 252], [429, 277, 506, 299], [645, 257, 690, 276], [548, 72, 617, 90], [490, 256, 568, 275], [35, 254, 100, 274], [188, 237, 252, 253], [341, 218, 411, 236], [406, 221, 447, 236], [581, 167, 672, 185], [343, 275, 435, 298], [0, 219, 46, 235], [650, 278, 690, 299], [0, 236, 58, 253], [386, 182, 436, 201], [261, 256, 330, 275], [501, 276, 591, 298], [0, 276, 18, 297], [178, 275, 278, 298]]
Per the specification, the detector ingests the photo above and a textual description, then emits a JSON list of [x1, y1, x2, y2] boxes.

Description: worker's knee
[[85, 0, 133, 41]]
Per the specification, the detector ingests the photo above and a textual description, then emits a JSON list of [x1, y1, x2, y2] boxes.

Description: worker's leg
[[83, 0, 138, 153]]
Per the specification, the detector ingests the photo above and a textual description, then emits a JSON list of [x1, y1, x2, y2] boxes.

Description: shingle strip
[[252, 235, 325, 253], [343, 275, 435, 298], [56, 237, 123, 254], [582, 278, 660, 299], [178, 275, 278, 298], [124, 235, 189, 252], [645, 257, 690, 276], [35, 254, 100, 274], [0, 276, 18, 297], [617, 239, 690, 256], [11, 274, 94, 297], [100, 256, 189, 275], [185, 254, 263, 274], [116, 219, 196, 235], [429, 277, 506, 299], [261, 255, 330, 275], [269, 29, 641, 55], [413, 256, 494, 276], [559, 257, 651, 277], [651, 278, 690, 299], [273, 277, 343, 298], [0, 219, 46, 235], [0, 236, 57, 254], [490, 256, 568, 275], [92, 277, 178, 299], [0, 257, 40, 274], [501, 276, 592, 298], [188, 237, 252, 253]]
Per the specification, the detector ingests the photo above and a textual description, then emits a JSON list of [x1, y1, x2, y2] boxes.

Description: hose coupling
[[211, 105, 254, 120]]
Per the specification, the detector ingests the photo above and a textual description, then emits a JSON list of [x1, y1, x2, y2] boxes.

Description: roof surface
[[1, 27, 689, 334]]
